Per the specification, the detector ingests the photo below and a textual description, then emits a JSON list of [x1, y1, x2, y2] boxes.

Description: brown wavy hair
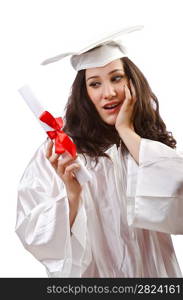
[[62, 57, 176, 166]]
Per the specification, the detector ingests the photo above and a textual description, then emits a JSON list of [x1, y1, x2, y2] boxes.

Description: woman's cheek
[[88, 92, 99, 109]]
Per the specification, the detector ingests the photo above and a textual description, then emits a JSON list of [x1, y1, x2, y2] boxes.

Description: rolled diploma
[[18, 85, 92, 185]]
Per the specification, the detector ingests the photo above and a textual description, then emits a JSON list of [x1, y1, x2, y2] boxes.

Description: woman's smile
[[103, 102, 122, 114]]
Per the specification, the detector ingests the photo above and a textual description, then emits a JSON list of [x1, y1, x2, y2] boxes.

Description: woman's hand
[[115, 79, 136, 131], [46, 140, 82, 200], [46, 140, 82, 227], [115, 80, 141, 164]]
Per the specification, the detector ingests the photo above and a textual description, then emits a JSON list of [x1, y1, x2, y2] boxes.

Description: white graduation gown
[[15, 138, 183, 277]]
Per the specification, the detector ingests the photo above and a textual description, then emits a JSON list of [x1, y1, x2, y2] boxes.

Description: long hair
[[62, 57, 176, 166]]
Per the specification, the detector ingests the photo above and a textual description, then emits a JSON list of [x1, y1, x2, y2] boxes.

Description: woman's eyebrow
[[86, 69, 124, 81]]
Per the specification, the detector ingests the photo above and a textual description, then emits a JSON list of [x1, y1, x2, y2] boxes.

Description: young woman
[[15, 27, 183, 277]]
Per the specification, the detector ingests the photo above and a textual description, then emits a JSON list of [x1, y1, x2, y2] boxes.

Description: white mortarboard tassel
[[41, 25, 144, 71]]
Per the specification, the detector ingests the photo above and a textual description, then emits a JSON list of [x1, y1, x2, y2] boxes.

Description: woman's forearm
[[68, 195, 80, 229], [117, 126, 141, 164]]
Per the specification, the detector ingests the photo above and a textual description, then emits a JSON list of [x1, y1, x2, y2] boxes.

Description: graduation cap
[[41, 25, 144, 71]]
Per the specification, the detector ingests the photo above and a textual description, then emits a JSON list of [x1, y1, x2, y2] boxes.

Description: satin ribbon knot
[[39, 110, 76, 158]]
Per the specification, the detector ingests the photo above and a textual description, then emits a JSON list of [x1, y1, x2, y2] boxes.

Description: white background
[[0, 0, 183, 277]]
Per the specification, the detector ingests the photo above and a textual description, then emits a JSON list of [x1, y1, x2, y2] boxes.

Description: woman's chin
[[103, 121, 116, 127], [103, 115, 117, 126]]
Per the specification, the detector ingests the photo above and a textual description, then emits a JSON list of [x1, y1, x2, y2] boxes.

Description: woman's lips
[[103, 102, 122, 114]]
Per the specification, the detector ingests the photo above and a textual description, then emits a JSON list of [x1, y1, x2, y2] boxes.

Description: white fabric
[[40, 25, 143, 70], [71, 43, 126, 71], [15, 138, 183, 277]]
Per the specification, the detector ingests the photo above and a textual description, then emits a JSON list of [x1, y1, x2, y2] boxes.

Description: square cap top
[[41, 25, 143, 71]]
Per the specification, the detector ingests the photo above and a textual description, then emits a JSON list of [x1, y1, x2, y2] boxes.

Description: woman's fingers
[[123, 81, 136, 108], [46, 140, 61, 166], [124, 84, 131, 100], [49, 152, 60, 164], [64, 163, 80, 177], [123, 84, 133, 109], [57, 154, 75, 174], [57, 161, 80, 182], [129, 79, 137, 103], [46, 140, 80, 179], [46, 140, 54, 159]]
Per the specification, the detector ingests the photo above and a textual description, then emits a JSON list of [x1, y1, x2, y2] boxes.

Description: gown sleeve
[[15, 139, 87, 277], [126, 138, 183, 234]]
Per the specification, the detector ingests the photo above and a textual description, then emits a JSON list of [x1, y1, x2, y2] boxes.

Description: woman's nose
[[103, 83, 116, 99]]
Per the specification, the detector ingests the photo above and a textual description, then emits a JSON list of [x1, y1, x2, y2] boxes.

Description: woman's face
[[85, 59, 128, 125]]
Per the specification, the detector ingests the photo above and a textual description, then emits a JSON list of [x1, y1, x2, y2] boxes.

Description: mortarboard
[[41, 25, 144, 71]]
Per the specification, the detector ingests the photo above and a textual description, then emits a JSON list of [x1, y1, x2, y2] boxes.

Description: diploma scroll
[[18, 85, 92, 185]]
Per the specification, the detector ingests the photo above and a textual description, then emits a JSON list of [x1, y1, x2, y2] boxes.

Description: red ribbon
[[39, 111, 76, 158]]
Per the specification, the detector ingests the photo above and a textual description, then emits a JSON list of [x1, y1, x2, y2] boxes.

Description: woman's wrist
[[68, 193, 81, 227], [69, 201, 80, 228], [117, 126, 141, 164], [116, 124, 134, 133]]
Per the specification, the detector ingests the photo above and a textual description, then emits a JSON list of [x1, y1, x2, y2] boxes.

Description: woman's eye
[[112, 75, 123, 82], [89, 76, 124, 88], [89, 82, 100, 87]]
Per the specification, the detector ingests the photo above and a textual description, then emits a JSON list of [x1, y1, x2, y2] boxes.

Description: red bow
[[39, 111, 76, 158]]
